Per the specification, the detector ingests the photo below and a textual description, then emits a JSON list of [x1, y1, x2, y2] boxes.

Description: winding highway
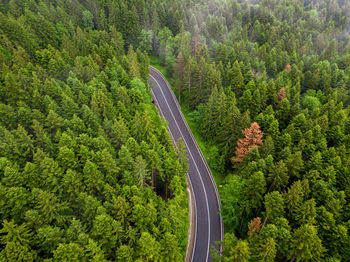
[[149, 66, 223, 261]]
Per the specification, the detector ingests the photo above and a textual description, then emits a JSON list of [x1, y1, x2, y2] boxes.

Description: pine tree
[[267, 160, 289, 192], [229, 240, 250, 262], [248, 217, 262, 241], [242, 172, 266, 216], [137, 232, 161, 261], [251, 237, 277, 262], [277, 87, 287, 102], [266, 191, 284, 218], [176, 138, 188, 175], [191, 25, 201, 56], [82, 10, 94, 31], [183, 56, 193, 106], [173, 52, 185, 103], [127, 45, 141, 79], [288, 224, 326, 261], [133, 156, 148, 188], [230, 61, 244, 96], [0, 220, 37, 261], [233, 122, 263, 163]]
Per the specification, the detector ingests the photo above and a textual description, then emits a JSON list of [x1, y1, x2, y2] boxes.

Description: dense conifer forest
[[1, 0, 350, 261], [0, 1, 190, 261], [148, 0, 350, 261]]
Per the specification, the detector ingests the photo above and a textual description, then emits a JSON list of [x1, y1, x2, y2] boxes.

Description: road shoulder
[[184, 174, 196, 262]]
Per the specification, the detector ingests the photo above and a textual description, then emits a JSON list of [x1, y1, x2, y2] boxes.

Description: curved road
[[149, 66, 223, 261]]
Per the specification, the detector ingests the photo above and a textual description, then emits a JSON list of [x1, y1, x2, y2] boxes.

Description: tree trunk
[[267, 179, 275, 194], [152, 169, 155, 190], [262, 215, 268, 228], [188, 76, 191, 106], [165, 178, 168, 200], [240, 211, 248, 232], [240, 217, 244, 233], [256, 205, 262, 217]]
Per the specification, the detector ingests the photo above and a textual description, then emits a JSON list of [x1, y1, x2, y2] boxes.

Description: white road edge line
[[150, 74, 211, 262], [150, 66, 224, 253], [150, 87, 198, 262]]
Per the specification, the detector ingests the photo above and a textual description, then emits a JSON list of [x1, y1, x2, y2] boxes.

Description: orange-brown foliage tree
[[233, 122, 263, 163], [248, 217, 262, 240], [277, 87, 286, 102]]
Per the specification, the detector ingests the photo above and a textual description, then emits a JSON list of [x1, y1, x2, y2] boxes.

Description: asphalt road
[[149, 66, 223, 262]]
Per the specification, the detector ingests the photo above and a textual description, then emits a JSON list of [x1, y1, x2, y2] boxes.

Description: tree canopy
[[1, 0, 350, 261]]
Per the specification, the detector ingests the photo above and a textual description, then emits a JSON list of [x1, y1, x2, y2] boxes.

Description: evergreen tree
[[234, 122, 263, 163], [288, 224, 326, 261]]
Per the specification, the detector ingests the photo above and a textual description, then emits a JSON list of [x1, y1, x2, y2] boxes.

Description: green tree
[[242, 171, 266, 216], [267, 160, 289, 192], [173, 51, 185, 102], [293, 198, 316, 225], [133, 156, 148, 188], [53, 243, 86, 261], [229, 240, 250, 262], [264, 191, 285, 223], [160, 232, 181, 262], [0, 220, 37, 262], [285, 180, 308, 217], [34, 189, 67, 225], [221, 175, 245, 231], [251, 237, 276, 262], [84, 238, 107, 261], [57, 146, 76, 170], [139, 30, 153, 53], [83, 160, 104, 194], [137, 232, 161, 261], [82, 10, 94, 31], [36, 226, 64, 256], [228, 61, 244, 96], [116, 245, 134, 262], [176, 138, 188, 174], [288, 224, 326, 261], [91, 212, 121, 254]]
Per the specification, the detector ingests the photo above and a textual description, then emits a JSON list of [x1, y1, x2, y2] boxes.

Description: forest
[[1, 0, 350, 261], [144, 0, 350, 261], [0, 0, 190, 261]]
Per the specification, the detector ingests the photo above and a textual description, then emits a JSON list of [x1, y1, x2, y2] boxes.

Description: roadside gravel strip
[[149, 66, 223, 262]]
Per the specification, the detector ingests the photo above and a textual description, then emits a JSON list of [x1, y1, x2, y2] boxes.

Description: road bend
[[148, 66, 223, 262]]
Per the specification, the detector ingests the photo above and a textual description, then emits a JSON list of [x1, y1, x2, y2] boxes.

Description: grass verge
[[149, 56, 172, 80], [180, 101, 224, 186]]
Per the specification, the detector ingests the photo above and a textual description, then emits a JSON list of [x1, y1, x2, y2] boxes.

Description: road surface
[[149, 66, 223, 262]]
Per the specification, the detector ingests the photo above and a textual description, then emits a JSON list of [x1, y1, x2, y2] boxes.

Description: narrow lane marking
[[150, 66, 223, 254], [150, 86, 198, 262], [150, 74, 211, 262]]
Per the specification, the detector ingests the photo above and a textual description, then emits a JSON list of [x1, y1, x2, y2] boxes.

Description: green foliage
[[144, 0, 350, 260], [302, 95, 322, 112], [288, 224, 326, 261], [220, 175, 244, 232], [1, 0, 350, 260], [137, 232, 161, 261], [138, 30, 153, 53], [82, 10, 94, 31], [0, 2, 189, 260], [264, 191, 285, 223], [0, 220, 37, 261], [229, 240, 250, 262]]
